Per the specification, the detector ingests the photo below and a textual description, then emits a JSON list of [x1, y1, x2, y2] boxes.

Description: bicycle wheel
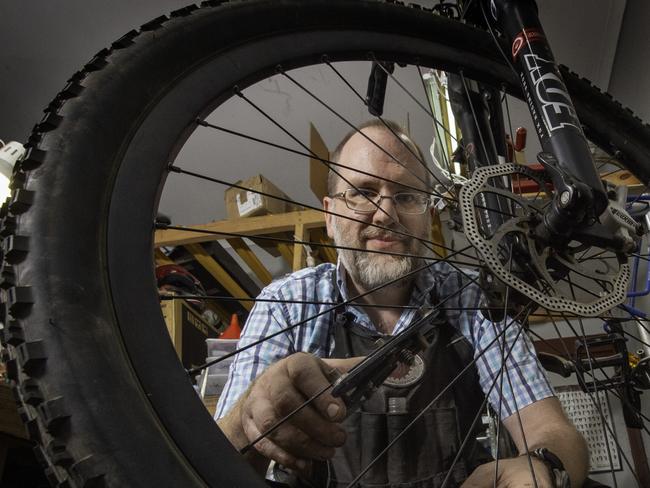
[[1, 1, 649, 486]]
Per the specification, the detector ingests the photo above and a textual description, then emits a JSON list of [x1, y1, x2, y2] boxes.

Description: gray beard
[[332, 224, 419, 291], [345, 249, 416, 290]]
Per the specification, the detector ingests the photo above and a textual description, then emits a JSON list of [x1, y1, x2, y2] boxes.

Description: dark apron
[[321, 306, 491, 488]]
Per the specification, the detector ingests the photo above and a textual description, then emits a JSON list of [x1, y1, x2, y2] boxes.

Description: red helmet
[[156, 264, 206, 310]]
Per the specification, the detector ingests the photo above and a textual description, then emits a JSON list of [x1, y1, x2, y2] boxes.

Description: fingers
[[249, 394, 339, 460], [239, 353, 349, 470], [241, 396, 307, 472], [285, 353, 348, 422], [265, 375, 346, 450], [323, 356, 365, 375]]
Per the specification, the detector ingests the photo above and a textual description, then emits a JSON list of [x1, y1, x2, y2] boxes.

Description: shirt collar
[[335, 258, 350, 301], [336, 257, 436, 301], [334, 258, 436, 332]]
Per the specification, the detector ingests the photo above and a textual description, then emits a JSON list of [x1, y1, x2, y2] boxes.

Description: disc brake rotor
[[459, 163, 630, 317]]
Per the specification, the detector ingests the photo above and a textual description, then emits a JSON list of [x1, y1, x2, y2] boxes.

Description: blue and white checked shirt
[[215, 260, 554, 420]]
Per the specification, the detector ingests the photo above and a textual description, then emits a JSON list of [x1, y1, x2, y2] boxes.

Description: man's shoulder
[[262, 263, 336, 297]]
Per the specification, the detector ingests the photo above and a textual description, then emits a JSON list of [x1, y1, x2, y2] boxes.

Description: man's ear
[[323, 196, 335, 239]]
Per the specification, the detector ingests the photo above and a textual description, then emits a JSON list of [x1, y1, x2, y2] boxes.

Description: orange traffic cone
[[220, 313, 242, 339]]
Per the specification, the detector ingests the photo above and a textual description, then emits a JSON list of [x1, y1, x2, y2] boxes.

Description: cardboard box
[[225, 174, 290, 219]]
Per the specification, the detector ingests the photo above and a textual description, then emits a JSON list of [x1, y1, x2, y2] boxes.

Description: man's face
[[323, 127, 433, 291]]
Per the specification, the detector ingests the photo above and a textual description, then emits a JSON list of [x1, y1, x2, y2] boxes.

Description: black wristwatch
[[527, 447, 571, 488]]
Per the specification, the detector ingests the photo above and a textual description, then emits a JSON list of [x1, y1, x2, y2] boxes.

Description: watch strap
[[527, 448, 571, 488]]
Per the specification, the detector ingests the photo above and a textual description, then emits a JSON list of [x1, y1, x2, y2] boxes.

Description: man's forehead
[[342, 126, 402, 150], [337, 127, 427, 182]]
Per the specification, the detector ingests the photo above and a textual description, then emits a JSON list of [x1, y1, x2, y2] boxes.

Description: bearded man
[[215, 120, 588, 488]]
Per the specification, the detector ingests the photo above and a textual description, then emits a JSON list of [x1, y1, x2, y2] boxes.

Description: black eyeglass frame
[[330, 188, 433, 215]]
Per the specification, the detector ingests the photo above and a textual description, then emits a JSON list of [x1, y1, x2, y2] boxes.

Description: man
[[216, 120, 588, 487]]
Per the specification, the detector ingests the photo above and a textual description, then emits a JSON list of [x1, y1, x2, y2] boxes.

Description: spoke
[[531, 188, 544, 206], [494, 308, 540, 488], [460, 0, 476, 20], [478, 1, 520, 80], [237, 273, 524, 465], [577, 248, 610, 263], [170, 149, 505, 316], [239, 382, 333, 455], [187, 244, 476, 375], [499, 324, 541, 488], [440, 316, 529, 488], [166, 165, 477, 261], [526, 327, 650, 428], [193, 120, 450, 201], [323, 58, 366, 103], [158, 221, 477, 265], [234, 88, 422, 233], [347, 306, 533, 488], [546, 314, 637, 487], [278, 67, 456, 197], [162, 295, 526, 315], [491, 245, 517, 484], [620, 328, 650, 349], [631, 252, 650, 263], [627, 183, 650, 207], [599, 165, 626, 178], [564, 276, 620, 486], [323, 59, 449, 191], [372, 58, 464, 151], [620, 313, 650, 349]]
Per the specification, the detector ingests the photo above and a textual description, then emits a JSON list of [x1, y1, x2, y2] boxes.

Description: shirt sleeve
[[438, 265, 555, 421], [214, 288, 295, 419], [472, 311, 555, 420]]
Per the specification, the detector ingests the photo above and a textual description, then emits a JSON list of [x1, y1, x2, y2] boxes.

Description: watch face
[[383, 354, 426, 388]]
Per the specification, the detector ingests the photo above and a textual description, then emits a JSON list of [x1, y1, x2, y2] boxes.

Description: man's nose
[[372, 195, 400, 223]]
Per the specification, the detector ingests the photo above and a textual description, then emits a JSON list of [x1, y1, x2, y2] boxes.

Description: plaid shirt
[[215, 260, 554, 420]]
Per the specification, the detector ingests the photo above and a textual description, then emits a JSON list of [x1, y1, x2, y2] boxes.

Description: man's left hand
[[461, 456, 553, 488]]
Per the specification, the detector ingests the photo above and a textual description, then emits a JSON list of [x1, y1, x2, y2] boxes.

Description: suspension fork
[[448, 74, 510, 234], [447, 76, 531, 312], [486, 0, 608, 219]]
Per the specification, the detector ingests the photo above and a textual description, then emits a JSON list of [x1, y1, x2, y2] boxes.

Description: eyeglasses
[[331, 188, 431, 215]]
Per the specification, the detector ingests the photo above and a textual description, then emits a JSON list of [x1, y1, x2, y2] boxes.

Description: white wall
[[609, 0, 650, 121]]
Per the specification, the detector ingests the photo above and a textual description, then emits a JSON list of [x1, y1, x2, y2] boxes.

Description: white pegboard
[[556, 385, 622, 473]]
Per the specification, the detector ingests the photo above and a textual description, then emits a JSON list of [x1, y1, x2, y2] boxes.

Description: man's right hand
[[217, 352, 357, 475]]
